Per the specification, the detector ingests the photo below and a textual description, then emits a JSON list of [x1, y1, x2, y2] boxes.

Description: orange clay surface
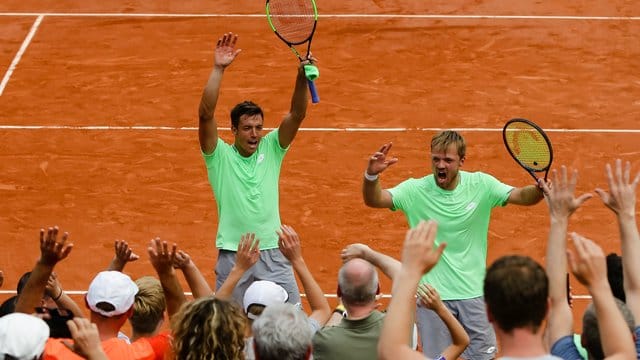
[[1, 0, 639, 335]]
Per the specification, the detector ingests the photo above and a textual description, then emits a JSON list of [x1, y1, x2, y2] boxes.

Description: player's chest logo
[[465, 202, 477, 211], [257, 153, 265, 164]]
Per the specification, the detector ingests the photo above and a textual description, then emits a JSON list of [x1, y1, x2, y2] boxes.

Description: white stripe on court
[[0, 12, 639, 21], [0, 14, 43, 97], [0, 125, 638, 133], [0, 289, 594, 300]]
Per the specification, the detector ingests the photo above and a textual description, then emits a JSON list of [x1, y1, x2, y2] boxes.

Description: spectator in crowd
[[252, 303, 313, 360]]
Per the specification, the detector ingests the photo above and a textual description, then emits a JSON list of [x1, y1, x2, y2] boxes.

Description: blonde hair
[[171, 297, 246, 360], [130, 276, 166, 334], [431, 130, 466, 159]]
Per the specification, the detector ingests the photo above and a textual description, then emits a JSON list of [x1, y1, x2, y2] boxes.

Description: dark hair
[[230, 101, 263, 129], [606, 253, 625, 302], [484, 255, 548, 333]]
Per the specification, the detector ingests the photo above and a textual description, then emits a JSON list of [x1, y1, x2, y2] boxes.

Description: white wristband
[[364, 171, 379, 181]]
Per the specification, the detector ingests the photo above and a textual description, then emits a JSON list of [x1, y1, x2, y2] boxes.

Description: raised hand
[[236, 233, 260, 271], [215, 33, 241, 68], [567, 232, 607, 288], [595, 159, 640, 217], [540, 166, 592, 219], [39, 227, 73, 266], [277, 225, 302, 262], [114, 239, 139, 263], [400, 220, 445, 275], [64, 318, 108, 360], [340, 243, 371, 263], [172, 250, 193, 270], [366, 143, 399, 176], [148, 237, 177, 275], [417, 283, 444, 311], [45, 272, 63, 300]]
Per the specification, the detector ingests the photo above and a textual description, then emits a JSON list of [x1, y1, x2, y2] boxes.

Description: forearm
[[15, 262, 53, 313], [181, 264, 213, 299], [590, 282, 636, 358], [545, 217, 573, 343], [288, 67, 308, 121], [362, 178, 386, 208], [435, 305, 469, 360], [378, 268, 421, 358], [514, 184, 544, 205], [106, 257, 126, 272], [216, 265, 246, 301], [156, 269, 187, 318], [198, 66, 223, 151], [56, 292, 86, 318], [291, 259, 330, 322], [617, 214, 640, 320], [362, 250, 400, 282]]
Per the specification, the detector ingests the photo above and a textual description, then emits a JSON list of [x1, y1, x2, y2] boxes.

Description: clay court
[[1, 0, 639, 333]]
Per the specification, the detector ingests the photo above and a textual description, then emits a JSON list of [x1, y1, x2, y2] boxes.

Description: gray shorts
[[416, 296, 497, 360], [215, 248, 301, 307]]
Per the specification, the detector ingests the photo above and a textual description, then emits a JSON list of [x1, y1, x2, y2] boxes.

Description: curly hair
[[171, 297, 246, 360]]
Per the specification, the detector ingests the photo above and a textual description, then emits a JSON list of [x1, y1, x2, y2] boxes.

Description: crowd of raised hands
[[1, 159, 639, 360]]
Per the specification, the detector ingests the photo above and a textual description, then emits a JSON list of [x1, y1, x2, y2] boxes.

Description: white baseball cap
[[86, 271, 138, 317], [243, 280, 289, 318], [0, 313, 49, 360]]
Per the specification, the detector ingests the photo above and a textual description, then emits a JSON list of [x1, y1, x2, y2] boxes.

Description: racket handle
[[307, 79, 320, 104]]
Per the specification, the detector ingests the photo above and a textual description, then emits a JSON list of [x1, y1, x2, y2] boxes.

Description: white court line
[[0, 12, 639, 20], [0, 125, 638, 133], [0, 14, 43, 96], [0, 290, 594, 300]]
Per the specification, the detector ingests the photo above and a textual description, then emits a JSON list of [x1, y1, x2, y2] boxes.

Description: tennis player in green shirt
[[362, 130, 544, 359], [198, 33, 316, 305]]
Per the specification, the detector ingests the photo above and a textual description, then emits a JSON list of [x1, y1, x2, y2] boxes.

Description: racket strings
[[268, 0, 316, 44], [505, 124, 551, 171]]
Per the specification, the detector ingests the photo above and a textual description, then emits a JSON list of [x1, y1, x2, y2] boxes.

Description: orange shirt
[[44, 336, 155, 360]]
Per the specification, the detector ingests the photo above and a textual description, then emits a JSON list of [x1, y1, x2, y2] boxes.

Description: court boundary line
[[0, 125, 638, 133], [0, 289, 593, 300], [0, 14, 43, 96], [0, 12, 639, 20]]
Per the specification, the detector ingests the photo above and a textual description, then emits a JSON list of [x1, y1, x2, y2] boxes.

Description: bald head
[[338, 259, 379, 306]]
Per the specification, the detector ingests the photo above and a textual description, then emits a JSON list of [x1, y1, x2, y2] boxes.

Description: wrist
[[53, 288, 63, 301], [364, 171, 379, 182]]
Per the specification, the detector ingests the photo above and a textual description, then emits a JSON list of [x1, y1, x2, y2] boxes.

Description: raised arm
[[363, 143, 398, 209], [568, 233, 636, 360], [147, 238, 186, 318], [106, 240, 140, 272], [215, 234, 260, 300], [172, 250, 213, 299], [595, 159, 640, 320], [198, 33, 241, 154], [378, 220, 446, 360], [417, 284, 469, 360], [277, 56, 316, 148], [341, 243, 400, 285], [541, 167, 592, 347], [278, 225, 331, 325], [16, 227, 73, 313], [507, 183, 545, 205], [46, 272, 85, 318]]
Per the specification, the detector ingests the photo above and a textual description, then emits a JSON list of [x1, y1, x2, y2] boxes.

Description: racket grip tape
[[307, 79, 319, 104]]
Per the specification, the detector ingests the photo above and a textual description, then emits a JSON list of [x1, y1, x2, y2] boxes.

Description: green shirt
[[203, 130, 287, 250], [312, 310, 385, 360], [389, 171, 513, 300]]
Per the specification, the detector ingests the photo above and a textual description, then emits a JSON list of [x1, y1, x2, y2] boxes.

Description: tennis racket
[[502, 118, 553, 183], [266, 0, 320, 103]]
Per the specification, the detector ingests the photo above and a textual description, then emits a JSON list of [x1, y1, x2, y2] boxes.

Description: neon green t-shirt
[[202, 129, 287, 250], [388, 170, 513, 300]]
